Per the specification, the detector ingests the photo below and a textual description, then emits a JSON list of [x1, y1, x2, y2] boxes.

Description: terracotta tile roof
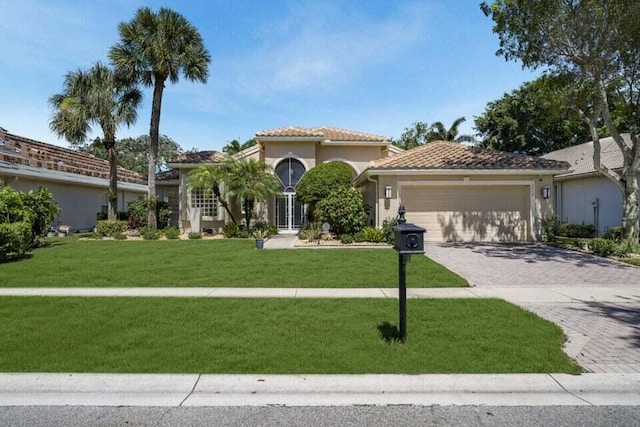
[[256, 126, 389, 142], [0, 130, 143, 183], [370, 141, 570, 170], [156, 169, 179, 181], [169, 150, 226, 164], [542, 134, 630, 178]]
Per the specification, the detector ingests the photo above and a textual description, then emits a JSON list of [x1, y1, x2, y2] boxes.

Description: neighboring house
[[0, 130, 147, 231], [542, 134, 640, 236], [163, 125, 569, 242]]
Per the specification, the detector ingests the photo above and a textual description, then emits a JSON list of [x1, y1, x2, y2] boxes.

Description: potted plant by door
[[253, 229, 267, 249]]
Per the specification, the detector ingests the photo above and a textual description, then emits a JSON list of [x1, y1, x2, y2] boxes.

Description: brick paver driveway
[[425, 243, 640, 287], [425, 243, 640, 373]]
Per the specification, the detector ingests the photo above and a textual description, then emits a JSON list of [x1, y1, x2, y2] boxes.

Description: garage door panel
[[402, 185, 530, 242]]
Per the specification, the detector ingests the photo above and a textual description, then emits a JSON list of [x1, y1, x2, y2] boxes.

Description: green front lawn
[[0, 240, 466, 287], [0, 297, 579, 373]]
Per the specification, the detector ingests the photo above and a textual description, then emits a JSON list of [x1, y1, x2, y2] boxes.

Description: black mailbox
[[392, 205, 425, 255]]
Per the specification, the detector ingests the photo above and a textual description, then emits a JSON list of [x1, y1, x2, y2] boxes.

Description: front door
[[276, 193, 304, 232]]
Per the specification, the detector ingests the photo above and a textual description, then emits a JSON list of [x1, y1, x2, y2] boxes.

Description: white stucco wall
[[4, 176, 144, 231], [556, 176, 625, 235]]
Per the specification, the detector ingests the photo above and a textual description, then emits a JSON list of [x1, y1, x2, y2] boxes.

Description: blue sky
[[0, 0, 538, 151]]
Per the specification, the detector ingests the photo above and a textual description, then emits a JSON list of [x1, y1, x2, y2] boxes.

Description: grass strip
[[0, 240, 467, 287], [0, 297, 579, 373]]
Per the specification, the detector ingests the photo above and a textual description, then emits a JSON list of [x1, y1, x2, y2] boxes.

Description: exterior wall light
[[385, 185, 393, 199], [541, 186, 550, 199]]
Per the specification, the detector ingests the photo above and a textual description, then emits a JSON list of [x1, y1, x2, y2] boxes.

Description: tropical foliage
[[315, 187, 367, 236], [394, 117, 475, 149], [110, 6, 211, 229], [189, 159, 280, 229], [475, 75, 592, 154], [49, 62, 141, 220], [0, 186, 60, 260], [481, 0, 640, 241], [77, 134, 185, 175], [222, 139, 256, 155]]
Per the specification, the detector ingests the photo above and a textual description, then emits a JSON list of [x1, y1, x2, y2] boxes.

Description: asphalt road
[[1, 406, 639, 427]]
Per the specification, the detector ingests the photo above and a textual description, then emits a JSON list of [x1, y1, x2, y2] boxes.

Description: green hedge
[[96, 220, 127, 237], [0, 222, 32, 261], [559, 223, 595, 238]]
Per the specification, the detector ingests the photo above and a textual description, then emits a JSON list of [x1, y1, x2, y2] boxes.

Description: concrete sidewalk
[[0, 373, 638, 407], [1, 286, 639, 304]]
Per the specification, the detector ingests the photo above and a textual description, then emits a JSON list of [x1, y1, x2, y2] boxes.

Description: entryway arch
[[274, 158, 306, 232]]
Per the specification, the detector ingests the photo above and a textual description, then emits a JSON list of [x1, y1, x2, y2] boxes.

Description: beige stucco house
[[0, 130, 147, 231], [159, 126, 569, 242]]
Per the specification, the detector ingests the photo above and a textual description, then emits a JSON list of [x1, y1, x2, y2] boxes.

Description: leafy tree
[[77, 134, 184, 175], [474, 75, 591, 154], [428, 117, 476, 143], [482, 0, 640, 241], [315, 187, 367, 236], [222, 138, 257, 155], [296, 162, 353, 221], [188, 163, 237, 224], [49, 62, 141, 220], [394, 117, 475, 149], [393, 121, 430, 150], [225, 159, 280, 229], [110, 7, 211, 230]]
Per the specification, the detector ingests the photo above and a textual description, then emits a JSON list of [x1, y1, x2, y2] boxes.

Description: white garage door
[[401, 185, 530, 242]]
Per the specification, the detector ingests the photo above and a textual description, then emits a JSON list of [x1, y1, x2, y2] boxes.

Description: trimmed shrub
[[188, 232, 202, 240], [141, 227, 160, 240], [353, 231, 367, 243], [113, 232, 127, 240], [340, 234, 353, 244], [96, 220, 127, 237], [363, 227, 384, 243], [542, 216, 562, 241], [602, 226, 624, 243], [0, 221, 32, 261], [164, 227, 180, 240], [315, 187, 366, 236], [223, 223, 240, 238], [296, 162, 354, 205], [589, 238, 621, 257], [382, 217, 398, 244], [559, 223, 595, 238]]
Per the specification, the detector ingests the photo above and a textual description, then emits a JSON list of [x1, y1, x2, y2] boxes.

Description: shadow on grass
[[377, 321, 403, 343]]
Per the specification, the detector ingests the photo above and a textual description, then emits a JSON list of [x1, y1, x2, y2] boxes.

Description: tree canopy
[[481, 0, 640, 240], [77, 134, 184, 175], [474, 75, 591, 154], [394, 117, 475, 150]]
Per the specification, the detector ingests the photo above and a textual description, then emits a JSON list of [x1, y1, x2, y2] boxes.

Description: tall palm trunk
[[148, 77, 164, 230], [106, 140, 118, 220]]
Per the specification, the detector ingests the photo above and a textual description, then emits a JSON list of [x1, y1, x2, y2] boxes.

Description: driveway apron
[[425, 243, 640, 373]]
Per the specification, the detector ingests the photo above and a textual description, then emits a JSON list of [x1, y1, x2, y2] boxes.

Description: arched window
[[275, 158, 305, 192]]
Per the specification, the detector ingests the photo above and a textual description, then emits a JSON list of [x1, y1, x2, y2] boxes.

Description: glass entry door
[[276, 193, 304, 232]]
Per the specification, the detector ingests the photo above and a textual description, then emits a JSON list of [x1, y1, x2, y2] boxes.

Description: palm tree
[[49, 63, 142, 220], [187, 163, 237, 224], [223, 138, 257, 155], [428, 117, 476, 143], [109, 7, 210, 229], [225, 159, 280, 229]]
